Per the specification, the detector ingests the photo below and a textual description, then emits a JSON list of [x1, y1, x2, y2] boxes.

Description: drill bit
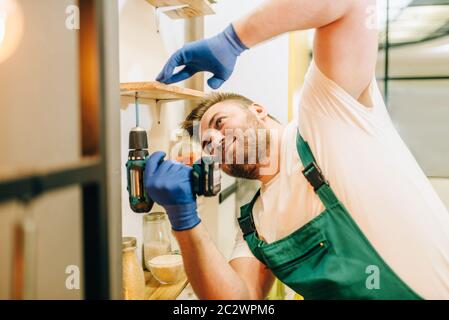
[[135, 92, 140, 128]]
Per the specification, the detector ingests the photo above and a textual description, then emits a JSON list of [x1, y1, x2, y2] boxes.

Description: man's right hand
[[144, 152, 201, 232], [156, 24, 248, 89]]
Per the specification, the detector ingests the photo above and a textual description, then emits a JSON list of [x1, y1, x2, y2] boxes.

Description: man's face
[[199, 101, 271, 180]]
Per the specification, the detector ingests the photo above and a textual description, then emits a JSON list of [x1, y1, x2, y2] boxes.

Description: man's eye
[[215, 117, 224, 129]]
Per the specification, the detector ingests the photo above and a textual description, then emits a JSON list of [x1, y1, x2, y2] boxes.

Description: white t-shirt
[[230, 60, 449, 299]]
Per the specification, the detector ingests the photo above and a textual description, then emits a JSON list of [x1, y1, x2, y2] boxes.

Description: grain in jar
[[122, 237, 146, 300]]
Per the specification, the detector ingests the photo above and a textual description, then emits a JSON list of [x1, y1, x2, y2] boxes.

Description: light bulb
[[0, 0, 24, 64]]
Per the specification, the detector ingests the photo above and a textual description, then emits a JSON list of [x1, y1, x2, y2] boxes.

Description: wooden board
[[120, 81, 206, 101], [146, 0, 214, 19], [144, 271, 189, 300]]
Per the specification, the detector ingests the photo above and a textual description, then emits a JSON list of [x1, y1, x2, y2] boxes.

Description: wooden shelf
[[120, 81, 206, 102], [146, 0, 215, 19], [144, 271, 189, 300]]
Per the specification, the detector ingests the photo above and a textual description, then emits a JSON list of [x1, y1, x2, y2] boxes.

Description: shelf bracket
[[155, 99, 179, 125], [154, 4, 189, 33]]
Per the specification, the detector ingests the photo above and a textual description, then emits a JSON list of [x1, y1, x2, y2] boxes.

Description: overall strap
[[296, 129, 340, 210], [238, 189, 260, 237]]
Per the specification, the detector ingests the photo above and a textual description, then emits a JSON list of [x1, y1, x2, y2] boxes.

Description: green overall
[[238, 129, 422, 300]]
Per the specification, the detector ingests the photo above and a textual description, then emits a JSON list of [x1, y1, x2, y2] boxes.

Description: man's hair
[[181, 92, 279, 138]]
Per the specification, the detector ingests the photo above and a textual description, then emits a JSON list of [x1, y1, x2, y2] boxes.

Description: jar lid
[[122, 237, 137, 249], [144, 212, 167, 222]]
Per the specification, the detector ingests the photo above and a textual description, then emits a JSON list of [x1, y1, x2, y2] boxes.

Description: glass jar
[[122, 237, 146, 300], [143, 212, 172, 271]]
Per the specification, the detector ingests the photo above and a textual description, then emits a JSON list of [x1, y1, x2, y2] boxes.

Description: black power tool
[[126, 129, 221, 214]]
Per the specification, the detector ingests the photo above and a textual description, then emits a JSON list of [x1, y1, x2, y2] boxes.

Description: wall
[[204, 1, 290, 124], [0, 0, 82, 299], [119, 0, 188, 260]]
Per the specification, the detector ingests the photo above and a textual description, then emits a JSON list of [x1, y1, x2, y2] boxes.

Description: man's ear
[[248, 103, 268, 121]]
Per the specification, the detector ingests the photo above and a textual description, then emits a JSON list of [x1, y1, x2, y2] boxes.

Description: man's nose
[[212, 133, 225, 148], [204, 130, 224, 153]]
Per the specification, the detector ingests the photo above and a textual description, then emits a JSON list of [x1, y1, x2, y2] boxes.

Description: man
[[144, 0, 449, 299]]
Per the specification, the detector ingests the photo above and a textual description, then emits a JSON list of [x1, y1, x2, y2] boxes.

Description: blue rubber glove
[[156, 24, 248, 89], [144, 151, 201, 231]]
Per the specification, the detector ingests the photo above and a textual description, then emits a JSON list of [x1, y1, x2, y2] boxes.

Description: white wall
[[119, 0, 188, 260], [204, 0, 290, 125]]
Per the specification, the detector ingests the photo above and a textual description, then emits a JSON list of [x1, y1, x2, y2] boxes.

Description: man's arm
[[157, 0, 378, 99], [230, 257, 276, 300], [234, 0, 379, 101], [144, 153, 274, 300], [175, 224, 275, 300]]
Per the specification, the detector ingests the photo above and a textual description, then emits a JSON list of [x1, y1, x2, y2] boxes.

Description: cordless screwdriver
[[126, 126, 154, 213], [126, 96, 221, 214]]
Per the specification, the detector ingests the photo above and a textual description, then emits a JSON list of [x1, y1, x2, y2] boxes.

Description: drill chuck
[[129, 127, 148, 150]]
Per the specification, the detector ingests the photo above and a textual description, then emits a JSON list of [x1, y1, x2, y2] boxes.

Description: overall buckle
[[239, 213, 256, 237], [302, 162, 328, 191]]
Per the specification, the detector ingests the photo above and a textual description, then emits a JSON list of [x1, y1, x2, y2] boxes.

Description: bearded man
[[143, 0, 449, 300]]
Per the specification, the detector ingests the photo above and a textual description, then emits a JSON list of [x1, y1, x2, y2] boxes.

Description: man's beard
[[226, 163, 260, 180], [221, 113, 271, 180]]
